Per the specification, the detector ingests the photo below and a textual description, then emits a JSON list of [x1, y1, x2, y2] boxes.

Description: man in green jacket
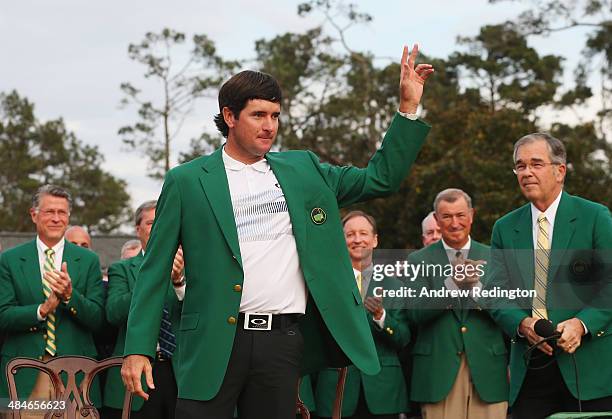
[[401, 188, 508, 419], [0, 185, 105, 412], [315, 211, 410, 418], [486, 133, 612, 418], [121, 45, 434, 419], [103, 200, 185, 419]]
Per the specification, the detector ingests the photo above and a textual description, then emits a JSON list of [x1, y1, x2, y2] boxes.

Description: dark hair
[[135, 200, 157, 226], [214, 70, 282, 138], [342, 210, 378, 234], [31, 184, 72, 211]]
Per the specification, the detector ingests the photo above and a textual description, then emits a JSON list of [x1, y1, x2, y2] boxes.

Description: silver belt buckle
[[244, 312, 273, 331]]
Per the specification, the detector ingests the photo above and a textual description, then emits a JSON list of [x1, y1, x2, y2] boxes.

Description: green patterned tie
[[532, 213, 550, 320], [42, 248, 57, 356]]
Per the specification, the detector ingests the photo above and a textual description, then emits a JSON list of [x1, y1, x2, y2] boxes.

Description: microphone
[[534, 319, 561, 339]]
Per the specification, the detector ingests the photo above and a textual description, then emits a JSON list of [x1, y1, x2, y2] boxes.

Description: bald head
[[421, 211, 441, 247], [65, 225, 92, 249]]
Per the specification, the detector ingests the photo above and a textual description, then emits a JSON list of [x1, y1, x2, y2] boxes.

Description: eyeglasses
[[38, 209, 70, 218], [513, 162, 560, 175]]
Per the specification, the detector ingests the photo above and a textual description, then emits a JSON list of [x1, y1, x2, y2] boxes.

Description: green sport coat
[[408, 239, 509, 404], [486, 191, 612, 405], [0, 240, 105, 404], [123, 114, 430, 401], [314, 298, 410, 417], [103, 253, 181, 410]]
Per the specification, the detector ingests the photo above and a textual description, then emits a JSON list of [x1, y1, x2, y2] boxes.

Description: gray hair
[[421, 211, 436, 235], [134, 200, 157, 226], [513, 133, 566, 165], [433, 188, 472, 212], [120, 239, 142, 258], [31, 184, 72, 211]]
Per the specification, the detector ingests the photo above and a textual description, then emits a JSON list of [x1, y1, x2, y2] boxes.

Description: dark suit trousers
[[513, 355, 612, 419], [103, 360, 177, 419], [175, 320, 304, 419]]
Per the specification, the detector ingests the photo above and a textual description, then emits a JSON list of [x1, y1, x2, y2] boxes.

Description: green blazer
[[123, 114, 430, 401], [408, 240, 509, 404], [315, 298, 410, 417], [103, 253, 182, 410], [486, 191, 612, 405], [0, 240, 105, 404]]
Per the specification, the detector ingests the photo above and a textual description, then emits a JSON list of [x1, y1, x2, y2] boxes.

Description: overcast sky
[[1, 1, 594, 219]]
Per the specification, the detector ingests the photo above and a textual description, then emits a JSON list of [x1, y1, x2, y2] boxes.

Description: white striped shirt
[[223, 148, 307, 314]]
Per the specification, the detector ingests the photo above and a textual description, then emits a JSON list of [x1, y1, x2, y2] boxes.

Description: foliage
[[119, 28, 238, 179], [0, 91, 131, 233]]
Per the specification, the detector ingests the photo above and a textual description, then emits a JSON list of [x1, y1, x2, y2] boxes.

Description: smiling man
[[400, 189, 508, 419], [315, 211, 410, 419], [486, 133, 612, 418], [121, 45, 434, 419], [0, 185, 105, 415]]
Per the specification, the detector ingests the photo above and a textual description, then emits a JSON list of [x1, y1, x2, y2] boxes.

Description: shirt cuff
[[373, 309, 386, 329], [37, 305, 46, 321], [397, 110, 418, 120], [174, 284, 186, 301]]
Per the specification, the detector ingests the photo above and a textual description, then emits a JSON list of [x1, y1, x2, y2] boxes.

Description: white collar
[[441, 236, 471, 252], [352, 264, 373, 278], [36, 236, 65, 255], [222, 146, 269, 173], [530, 189, 563, 229]]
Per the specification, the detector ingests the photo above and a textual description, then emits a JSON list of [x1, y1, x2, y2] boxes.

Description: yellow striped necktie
[[42, 248, 57, 356], [356, 272, 363, 296], [532, 213, 550, 320]]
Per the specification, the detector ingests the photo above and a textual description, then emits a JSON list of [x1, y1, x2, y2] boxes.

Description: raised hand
[[399, 44, 434, 113]]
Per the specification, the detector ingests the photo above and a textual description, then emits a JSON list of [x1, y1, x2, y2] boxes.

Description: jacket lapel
[[512, 206, 535, 288], [199, 149, 243, 268], [20, 240, 43, 303], [548, 192, 576, 282], [128, 253, 144, 290], [265, 153, 307, 253], [62, 242, 81, 288]]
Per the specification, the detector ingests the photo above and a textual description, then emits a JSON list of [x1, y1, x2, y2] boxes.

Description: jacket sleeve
[[106, 262, 133, 327], [483, 223, 530, 338], [575, 205, 612, 335], [371, 308, 411, 349], [0, 254, 41, 332], [60, 254, 105, 332], [308, 115, 430, 208], [124, 170, 181, 358]]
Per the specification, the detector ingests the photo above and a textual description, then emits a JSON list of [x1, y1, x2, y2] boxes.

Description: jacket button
[[386, 327, 394, 335], [70, 307, 77, 315], [460, 326, 468, 333], [597, 331, 605, 337], [227, 316, 237, 325], [233, 284, 242, 292]]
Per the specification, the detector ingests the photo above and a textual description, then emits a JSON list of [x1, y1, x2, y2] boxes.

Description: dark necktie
[[159, 306, 176, 358]]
